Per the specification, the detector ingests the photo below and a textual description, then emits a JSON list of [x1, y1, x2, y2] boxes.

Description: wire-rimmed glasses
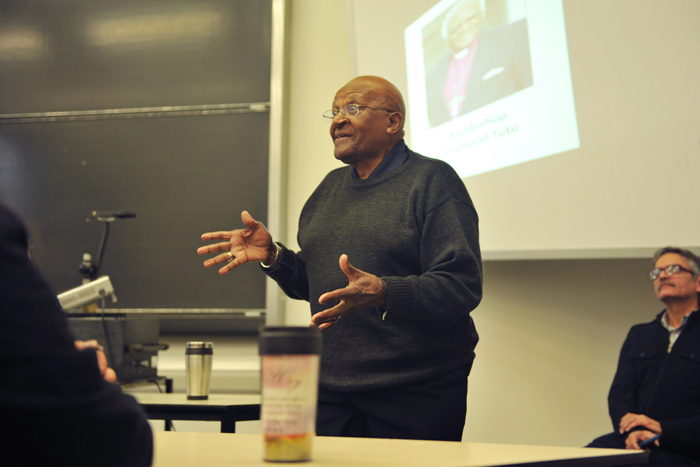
[[648, 264, 694, 280], [323, 104, 393, 122]]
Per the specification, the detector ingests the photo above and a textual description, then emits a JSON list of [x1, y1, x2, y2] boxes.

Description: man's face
[[447, 1, 485, 54], [329, 80, 391, 165], [653, 253, 700, 303]]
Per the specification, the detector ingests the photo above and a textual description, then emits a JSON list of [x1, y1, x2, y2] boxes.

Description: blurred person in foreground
[[0, 202, 153, 466]]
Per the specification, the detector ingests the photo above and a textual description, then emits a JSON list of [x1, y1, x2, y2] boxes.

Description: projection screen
[[348, 0, 700, 259]]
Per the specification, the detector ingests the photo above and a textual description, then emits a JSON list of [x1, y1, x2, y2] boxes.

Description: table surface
[[152, 432, 648, 467], [128, 392, 261, 407]]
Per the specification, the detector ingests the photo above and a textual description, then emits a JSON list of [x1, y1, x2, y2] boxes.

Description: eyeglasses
[[648, 264, 694, 280], [323, 104, 393, 121]]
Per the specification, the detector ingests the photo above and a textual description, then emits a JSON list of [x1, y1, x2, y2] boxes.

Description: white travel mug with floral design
[[259, 327, 322, 462]]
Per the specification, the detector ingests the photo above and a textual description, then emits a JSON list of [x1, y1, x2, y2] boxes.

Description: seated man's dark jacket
[[0, 204, 153, 466], [607, 310, 700, 461]]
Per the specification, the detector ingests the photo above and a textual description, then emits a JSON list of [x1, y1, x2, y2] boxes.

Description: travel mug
[[186, 341, 213, 400], [259, 327, 322, 462]]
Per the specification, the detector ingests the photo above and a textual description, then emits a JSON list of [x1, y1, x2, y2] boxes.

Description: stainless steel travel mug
[[259, 327, 322, 462], [186, 341, 213, 400]]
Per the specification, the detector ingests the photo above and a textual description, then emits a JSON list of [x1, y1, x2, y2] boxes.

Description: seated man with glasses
[[198, 75, 482, 441], [587, 246, 700, 466]]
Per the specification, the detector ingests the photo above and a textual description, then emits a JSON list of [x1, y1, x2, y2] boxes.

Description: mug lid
[[258, 326, 322, 355], [186, 341, 214, 349]]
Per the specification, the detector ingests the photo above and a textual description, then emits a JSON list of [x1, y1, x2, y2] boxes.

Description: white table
[[152, 431, 648, 467]]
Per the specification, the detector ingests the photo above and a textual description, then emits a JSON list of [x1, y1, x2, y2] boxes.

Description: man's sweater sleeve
[[384, 193, 482, 326]]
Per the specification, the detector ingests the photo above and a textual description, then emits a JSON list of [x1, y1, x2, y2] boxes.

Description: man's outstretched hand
[[311, 254, 386, 330], [197, 211, 276, 274]]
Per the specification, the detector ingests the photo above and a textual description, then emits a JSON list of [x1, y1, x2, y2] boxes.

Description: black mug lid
[[186, 342, 213, 349], [186, 341, 213, 355], [258, 326, 322, 355]]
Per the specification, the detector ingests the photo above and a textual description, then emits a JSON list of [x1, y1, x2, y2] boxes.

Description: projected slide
[[405, 0, 579, 178]]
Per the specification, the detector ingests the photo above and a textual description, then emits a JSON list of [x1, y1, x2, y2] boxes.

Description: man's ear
[[386, 112, 404, 136], [695, 275, 700, 294]]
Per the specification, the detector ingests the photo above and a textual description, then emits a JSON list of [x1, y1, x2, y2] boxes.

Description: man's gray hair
[[441, 0, 486, 40], [652, 246, 700, 278]]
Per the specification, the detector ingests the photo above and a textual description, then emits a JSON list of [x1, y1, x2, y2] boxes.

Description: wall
[[463, 258, 659, 446], [284, 0, 352, 326]]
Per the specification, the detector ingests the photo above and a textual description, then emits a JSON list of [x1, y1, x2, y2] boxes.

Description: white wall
[[283, 0, 353, 326], [464, 258, 659, 446], [280, 0, 665, 448]]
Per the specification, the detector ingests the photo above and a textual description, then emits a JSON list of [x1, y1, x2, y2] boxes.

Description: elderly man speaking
[[198, 76, 482, 441]]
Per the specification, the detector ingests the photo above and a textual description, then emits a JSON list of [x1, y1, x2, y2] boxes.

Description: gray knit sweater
[[264, 148, 482, 392]]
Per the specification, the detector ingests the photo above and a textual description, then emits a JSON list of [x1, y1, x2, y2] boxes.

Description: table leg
[[165, 378, 174, 430], [221, 408, 237, 433]]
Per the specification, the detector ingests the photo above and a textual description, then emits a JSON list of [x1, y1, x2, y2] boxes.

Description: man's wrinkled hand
[[197, 211, 275, 274], [619, 413, 661, 435], [625, 430, 659, 450], [310, 254, 385, 330]]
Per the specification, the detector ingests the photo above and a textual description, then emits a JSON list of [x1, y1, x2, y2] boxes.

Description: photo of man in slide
[[424, 0, 534, 128]]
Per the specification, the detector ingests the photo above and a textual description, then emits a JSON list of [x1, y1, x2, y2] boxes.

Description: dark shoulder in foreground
[[0, 202, 154, 467], [0, 203, 27, 244]]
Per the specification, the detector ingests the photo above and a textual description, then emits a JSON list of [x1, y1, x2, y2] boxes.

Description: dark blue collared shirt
[[351, 139, 409, 180]]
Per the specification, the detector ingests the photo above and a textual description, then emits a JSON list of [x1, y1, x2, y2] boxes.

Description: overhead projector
[[57, 275, 116, 310]]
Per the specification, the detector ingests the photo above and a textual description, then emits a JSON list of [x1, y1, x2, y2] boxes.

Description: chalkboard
[[0, 0, 273, 311], [0, 0, 272, 113]]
